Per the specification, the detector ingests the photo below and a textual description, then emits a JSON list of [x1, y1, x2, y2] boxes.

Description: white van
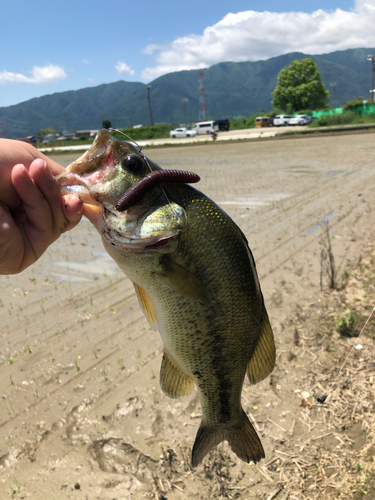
[[192, 121, 219, 135]]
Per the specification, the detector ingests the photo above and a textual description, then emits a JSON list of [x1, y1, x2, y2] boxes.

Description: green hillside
[[1, 47, 374, 138]]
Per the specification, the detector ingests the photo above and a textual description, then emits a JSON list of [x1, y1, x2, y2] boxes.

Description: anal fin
[[160, 349, 194, 399], [246, 303, 276, 384]]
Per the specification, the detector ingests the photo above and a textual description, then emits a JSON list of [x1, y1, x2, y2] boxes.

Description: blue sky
[[0, 0, 374, 107]]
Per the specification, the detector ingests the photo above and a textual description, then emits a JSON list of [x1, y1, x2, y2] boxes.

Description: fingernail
[[43, 162, 54, 179]]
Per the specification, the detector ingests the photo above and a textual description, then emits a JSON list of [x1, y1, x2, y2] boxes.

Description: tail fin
[[191, 424, 224, 467], [191, 410, 264, 467], [226, 410, 265, 464]]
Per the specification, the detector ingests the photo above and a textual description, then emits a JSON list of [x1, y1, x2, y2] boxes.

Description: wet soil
[[1, 132, 375, 498]]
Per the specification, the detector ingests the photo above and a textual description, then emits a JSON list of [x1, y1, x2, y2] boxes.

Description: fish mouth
[[143, 235, 174, 249], [57, 129, 115, 201], [102, 205, 180, 252]]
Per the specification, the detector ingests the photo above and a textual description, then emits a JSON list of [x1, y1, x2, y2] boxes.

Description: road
[[38, 125, 306, 152]]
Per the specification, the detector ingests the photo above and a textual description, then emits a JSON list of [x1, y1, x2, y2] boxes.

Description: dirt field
[[1, 132, 375, 499]]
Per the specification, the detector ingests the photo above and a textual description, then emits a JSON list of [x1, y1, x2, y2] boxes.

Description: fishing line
[[109, 127, 175, 212], [143, 156, 176, 214], [108, 128, 143, 153], [316, 305, 375, 404]]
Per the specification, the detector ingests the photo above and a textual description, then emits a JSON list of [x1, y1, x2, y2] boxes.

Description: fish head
[[57, 129, 186, 253]]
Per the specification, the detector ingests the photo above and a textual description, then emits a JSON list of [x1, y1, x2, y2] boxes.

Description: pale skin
[[0, 139, 86, 275]]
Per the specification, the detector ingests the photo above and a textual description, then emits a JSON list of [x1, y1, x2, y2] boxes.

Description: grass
[[335, 309, 356, 336], [10, 477, 21, 497], [229, 115, 257, 130]]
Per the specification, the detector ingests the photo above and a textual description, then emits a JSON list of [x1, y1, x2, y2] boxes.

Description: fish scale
[[58, 129, 276, 467]]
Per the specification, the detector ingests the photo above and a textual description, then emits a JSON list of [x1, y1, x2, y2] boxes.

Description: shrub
[[112, 125, 173, 141], [335, 309, 355, 336]]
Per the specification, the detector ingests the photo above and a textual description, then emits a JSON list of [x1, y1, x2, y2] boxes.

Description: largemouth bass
[[58, 129, 275, 466]]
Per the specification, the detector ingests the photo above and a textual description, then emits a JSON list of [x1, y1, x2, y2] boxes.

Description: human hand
[[0, 140, 83, 274]]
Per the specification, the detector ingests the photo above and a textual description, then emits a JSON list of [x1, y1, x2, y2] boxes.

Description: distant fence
[[311, 108, 342, 118], [354, 104, 375, 115], [309, 105, 375, 118]]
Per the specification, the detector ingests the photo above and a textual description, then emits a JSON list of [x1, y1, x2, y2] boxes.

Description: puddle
[[52, 251, 118, 276], [219, 193, 290, 208], [322, 170, 346, 178], [344, 169, 359, 177], [36, 251, 119, 282], [287, 166, 318, 174], [34, 269, 93, 283], [306, 213, 338, 235], [288, 167, 349, 178]]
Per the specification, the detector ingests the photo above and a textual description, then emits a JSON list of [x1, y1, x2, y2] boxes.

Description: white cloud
[[115, 61, 135, 76], [141, 0, 375, 81], [0, 64, 67, 84]]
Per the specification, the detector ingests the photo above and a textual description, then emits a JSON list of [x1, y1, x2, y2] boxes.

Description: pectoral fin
[[133, 283, 158, 331], [246, 303, 276, 384], [157, 261, 210, 305], [160, 349, 194, 399]]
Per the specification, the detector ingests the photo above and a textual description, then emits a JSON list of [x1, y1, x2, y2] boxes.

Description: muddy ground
[[1, 132, 375, 499]]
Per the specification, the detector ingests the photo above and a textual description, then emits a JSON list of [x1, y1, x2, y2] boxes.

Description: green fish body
[[58, 130, 275, 466]]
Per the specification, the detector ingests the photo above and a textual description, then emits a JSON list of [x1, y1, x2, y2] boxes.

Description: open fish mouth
[[100, 205, 182, 252], [58, 175, 97, 206], [143, 235, 174, 249]]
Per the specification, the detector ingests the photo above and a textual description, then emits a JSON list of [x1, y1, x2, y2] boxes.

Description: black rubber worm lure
[[115, 169, 200, 212]]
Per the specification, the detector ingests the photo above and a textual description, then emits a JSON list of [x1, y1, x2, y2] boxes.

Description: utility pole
[[330, 82, 337, 108], [368, 55, 375, 102], [63, 112, 68, 133], [198, 71, 206, 121], [146, 85, 154, 126], [181, 98, 188, 127]]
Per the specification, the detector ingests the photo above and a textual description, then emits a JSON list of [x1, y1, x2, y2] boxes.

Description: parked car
[[255, 117, 273, 127], [216, 119, 230, 131], [289, 114, 312, 125], [169, 127, 197, 138], [273, 115, 293, 126], [191, 121, 219, 135]]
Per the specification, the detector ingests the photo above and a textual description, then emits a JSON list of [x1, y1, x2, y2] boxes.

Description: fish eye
[[123, 156, 143, 174]]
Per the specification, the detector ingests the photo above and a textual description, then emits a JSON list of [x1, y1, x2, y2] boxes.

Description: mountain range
[[1, 47, 374, 138]]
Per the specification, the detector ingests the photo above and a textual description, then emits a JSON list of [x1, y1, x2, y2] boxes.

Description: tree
[[102, 120, 112, 129], [38, 128, 56, 135], [272, 58, 329, 112]]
